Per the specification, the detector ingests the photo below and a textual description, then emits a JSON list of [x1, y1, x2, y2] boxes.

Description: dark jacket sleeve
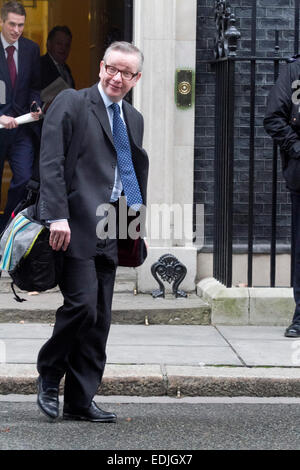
[[39, 89, 81, 221], [264, 61, 300, 160], [29, 42, 42, 108]]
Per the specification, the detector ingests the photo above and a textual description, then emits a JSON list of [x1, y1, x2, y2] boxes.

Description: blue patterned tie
[[110, 103, 143, 210]]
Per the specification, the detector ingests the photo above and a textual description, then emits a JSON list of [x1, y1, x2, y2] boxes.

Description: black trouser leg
[[291, 193, 300, 324], [37, 238, 118, 406], [64, 239, 118, 407], [37, 256, 99, 382]]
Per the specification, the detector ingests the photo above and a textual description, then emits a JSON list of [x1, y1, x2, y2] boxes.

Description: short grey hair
[[103, 41, 144, 72]]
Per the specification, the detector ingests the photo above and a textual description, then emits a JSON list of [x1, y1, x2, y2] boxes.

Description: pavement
[[0, 286, 300, 397]]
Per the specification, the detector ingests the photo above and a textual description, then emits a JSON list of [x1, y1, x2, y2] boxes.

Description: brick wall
[[195, 0, 297, 251]]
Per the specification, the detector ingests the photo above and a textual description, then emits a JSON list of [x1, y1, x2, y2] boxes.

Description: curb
[[1, 365, 300, 397]]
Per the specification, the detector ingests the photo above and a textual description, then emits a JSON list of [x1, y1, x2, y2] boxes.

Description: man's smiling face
[[99, 50, 141, 102], [0, 12, 25, 44]]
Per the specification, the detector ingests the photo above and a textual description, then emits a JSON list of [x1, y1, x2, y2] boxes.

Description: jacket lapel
[[89, 83, 114, 148], [15, 37, 25, 92], [0, 40, 12, 91], [122, 100, 140, 148]]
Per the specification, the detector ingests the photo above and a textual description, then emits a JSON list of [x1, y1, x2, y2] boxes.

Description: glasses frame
[[104, 64, 139, 81]]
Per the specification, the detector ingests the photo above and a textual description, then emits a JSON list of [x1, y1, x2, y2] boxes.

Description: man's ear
[[99, 60, 104, 79], [133, 72, 142, 87]]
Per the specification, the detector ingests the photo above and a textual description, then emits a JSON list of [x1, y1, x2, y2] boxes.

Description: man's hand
[[0, 115, 18, 129], [30, 101, 43, 121], [49, 220, 71, 251]]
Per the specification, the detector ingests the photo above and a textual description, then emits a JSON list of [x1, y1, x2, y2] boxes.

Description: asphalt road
[[0, 396, 300, 453]]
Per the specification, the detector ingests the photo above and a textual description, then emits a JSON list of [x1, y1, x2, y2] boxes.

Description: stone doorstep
[[0, 292, 211, 325], [112, 294, 210, 325], [197, 277, 295, 326], [0, 267, 137, 294], [0, 364, 300, 397], [0, 275, 295, 326]]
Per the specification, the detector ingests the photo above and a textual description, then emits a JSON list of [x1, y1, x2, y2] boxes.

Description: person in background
[[40, 25, 75, 92], [264, 56, 300, 338]]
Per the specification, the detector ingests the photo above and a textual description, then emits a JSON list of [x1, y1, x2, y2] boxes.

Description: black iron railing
[[213, 57, 235, 287], [206, 0, 300, 288], [212, 54, 286, 288]]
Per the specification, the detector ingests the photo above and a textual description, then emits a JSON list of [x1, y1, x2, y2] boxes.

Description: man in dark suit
[[0, 1, 42, 230], [36, 41, 149, 422], [40, 25, 75, 94]]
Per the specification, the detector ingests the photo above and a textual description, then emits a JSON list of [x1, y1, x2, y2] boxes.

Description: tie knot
[[6, 45, 15, 57], [110, 103, 121, 114]]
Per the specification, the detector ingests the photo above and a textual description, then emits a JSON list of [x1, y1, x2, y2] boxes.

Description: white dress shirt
[[1, 33, 18, 72]]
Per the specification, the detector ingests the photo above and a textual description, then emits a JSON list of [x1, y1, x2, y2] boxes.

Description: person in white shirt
[[0, 1, 41, 230]]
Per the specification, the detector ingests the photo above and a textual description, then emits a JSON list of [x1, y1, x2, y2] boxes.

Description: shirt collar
[[98, 82, 123, 111], [1, 33, 18, 52], [48, 52, 61, 67]]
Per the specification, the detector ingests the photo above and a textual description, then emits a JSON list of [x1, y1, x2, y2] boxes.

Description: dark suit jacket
[[40, 53, 75, 90], [0, 36, 41, 117], [39, 84, 149, 260]]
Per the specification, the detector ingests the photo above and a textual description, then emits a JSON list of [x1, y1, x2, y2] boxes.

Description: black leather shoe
[[63, 401, 117, 423], [285, 323, 300, 338], [37, 376, 59, 419]]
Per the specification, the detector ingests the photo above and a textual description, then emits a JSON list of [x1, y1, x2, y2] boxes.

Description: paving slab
[[217, 326, 300, 367], [106, 344, 242, 365], [108, 324, 228, 346], [0, 323, 53, 339], [217, 325, 286, 340], [223, 339, 299, 367], [0, 324, 241, 366], [2, 339, 45, 364]]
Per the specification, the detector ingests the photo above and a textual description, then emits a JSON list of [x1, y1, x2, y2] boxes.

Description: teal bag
[[0, 207, 57, 301]]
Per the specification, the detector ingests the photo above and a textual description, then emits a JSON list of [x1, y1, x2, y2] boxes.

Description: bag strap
[[11, 282, 26, 302]]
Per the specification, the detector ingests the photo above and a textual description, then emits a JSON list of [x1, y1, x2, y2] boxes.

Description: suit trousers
[[37, 237, 118, 408], [291, 192, 300, 324], [0, 126, 34, 230]]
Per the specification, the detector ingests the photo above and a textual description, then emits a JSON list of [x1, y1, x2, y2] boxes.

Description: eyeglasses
[[104, 64, 139, 81]]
